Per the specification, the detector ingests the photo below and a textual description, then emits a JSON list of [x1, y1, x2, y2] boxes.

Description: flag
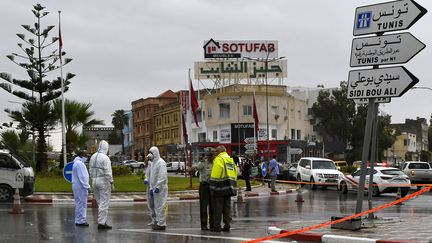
[[189, 79, 199, 127], [58, 21, 63, 64], [181, 113, 188, 144], [253, 94, 259, 134]]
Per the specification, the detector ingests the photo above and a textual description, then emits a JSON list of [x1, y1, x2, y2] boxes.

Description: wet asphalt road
[[1, 188, 431, 243]]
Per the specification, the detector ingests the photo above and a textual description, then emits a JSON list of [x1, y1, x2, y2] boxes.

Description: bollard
[[9, 188, 24, 214], [235, 187, 244, 204], [395, 187, 403, 205], [295, 186, 304, 203]]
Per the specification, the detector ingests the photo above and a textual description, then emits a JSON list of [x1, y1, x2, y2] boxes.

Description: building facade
[[154, 100, 181, 160], [83, 126, 115, 153], [131, 90, 177, 160]]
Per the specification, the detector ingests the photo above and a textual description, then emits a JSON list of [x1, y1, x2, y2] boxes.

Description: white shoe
[[147, 222, 155, 226]]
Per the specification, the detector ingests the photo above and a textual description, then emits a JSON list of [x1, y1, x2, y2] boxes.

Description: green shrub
[[112, 166, 131, 176], [341, 165, 357, 175]]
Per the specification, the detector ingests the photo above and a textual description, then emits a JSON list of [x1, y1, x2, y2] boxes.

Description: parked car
[[122, 160, 145, 169], [296, 157, 343, 190], [401, 161, 432, 189], [166, 161, 185, 173], [334, 161, 348, 170], [278, 162, 297, 181], [0, 149, 35, 202], [338, 166, 411, 197]]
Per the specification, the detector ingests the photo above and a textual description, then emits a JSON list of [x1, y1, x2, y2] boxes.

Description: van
[[0, 149, 35, 202], [166, 161, 185, 172]]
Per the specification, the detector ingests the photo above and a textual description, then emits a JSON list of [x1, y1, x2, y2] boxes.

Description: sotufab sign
[[203, 39, 278, 59]]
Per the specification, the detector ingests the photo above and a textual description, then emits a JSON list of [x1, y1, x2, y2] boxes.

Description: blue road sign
[[261, 162, 267, 177], [63, 162, 74, 183]]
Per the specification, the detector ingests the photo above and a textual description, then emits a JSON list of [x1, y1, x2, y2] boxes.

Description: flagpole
[[188, 69, 193, 188], [58, 11, 67, 166]]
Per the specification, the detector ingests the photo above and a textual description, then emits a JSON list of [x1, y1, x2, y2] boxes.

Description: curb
[[267, 226, 418, 243]]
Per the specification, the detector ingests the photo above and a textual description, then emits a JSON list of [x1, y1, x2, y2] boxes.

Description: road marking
[[118, 228, 287, 242]]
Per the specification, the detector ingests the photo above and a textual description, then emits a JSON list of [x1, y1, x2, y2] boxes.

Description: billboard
[[204, 39, 278, 59]]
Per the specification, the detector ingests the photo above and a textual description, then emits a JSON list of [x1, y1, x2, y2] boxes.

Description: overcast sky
[[1, 0, 431, 151]]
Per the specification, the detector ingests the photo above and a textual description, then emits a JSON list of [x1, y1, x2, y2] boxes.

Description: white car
[[122, 160, 145, 169], [338, 166, 411, 197], [296, 157, 343, 190]]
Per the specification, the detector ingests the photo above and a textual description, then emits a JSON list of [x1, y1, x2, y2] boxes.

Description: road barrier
[[242, 185, 432, 243]]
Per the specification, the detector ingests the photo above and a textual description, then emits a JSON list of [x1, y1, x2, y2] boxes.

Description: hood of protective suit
[[98, 140, 109, 155], [149, 146, 160, 162]]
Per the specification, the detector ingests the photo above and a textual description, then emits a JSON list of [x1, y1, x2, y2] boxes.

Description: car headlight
[[316, 173, 324, 178]]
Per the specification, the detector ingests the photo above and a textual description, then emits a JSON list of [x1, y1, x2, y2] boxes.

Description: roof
[[157, 90, 177, 98]]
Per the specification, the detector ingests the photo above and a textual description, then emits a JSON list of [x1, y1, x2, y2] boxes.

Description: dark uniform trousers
[[211, 193, 232, 230], [199, 182, 214, 229]]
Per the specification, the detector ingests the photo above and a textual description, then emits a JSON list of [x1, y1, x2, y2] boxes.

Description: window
[[297, 130, 301, 140], [291, 129, 295, 139], [403, 139, 408, 146], [219, 103, 230, 119], [0, 154, 20, 170], [271, 129, 277, 139], [271, 106, 279, 115], [243, 105, 252, 116], [208, 108, 212, 118], [198, 132, 206, 142], [213, 131, 217, 141]]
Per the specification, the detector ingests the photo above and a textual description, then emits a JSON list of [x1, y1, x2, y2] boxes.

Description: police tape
[[241, 185, 432, 243]]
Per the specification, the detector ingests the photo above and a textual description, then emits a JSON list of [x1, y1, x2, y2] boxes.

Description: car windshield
[[408, 163, 430, 169], [381, 169, 405, 176], [312, 160, 336, 169]]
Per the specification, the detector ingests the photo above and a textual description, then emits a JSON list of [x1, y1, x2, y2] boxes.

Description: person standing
[[191, 149, 214, 230], [89, 140, 114, 230], [242, 158, 252, 191], [210, 146, 238, 232], [147, 146, 168, 230], [144, 153, 155, 227], [72, 150, 90, 227], [268, 155, 279, 192]]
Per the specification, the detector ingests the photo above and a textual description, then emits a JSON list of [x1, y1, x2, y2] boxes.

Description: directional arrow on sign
[[347, 66, 419, 99], [351, 32, 426, 67], [245, 149, 257, 155], [244, 137, 256, 143], [353, 0, 427, 36]]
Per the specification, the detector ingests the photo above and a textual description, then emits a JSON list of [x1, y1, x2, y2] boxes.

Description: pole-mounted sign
[[353, 0, 427, 36]]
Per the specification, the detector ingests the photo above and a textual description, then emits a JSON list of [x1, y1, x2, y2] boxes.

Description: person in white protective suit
[[143, 154, 154, 226], [72, 150, 90, 227], [145, 146, 168, 230], [89, 140, 114, 230]]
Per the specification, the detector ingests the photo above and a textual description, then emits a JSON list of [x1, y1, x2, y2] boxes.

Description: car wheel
[[372, 183, 380, 197], [310, 177, 317, 190], [140, 164, 144, 169], [340, 181, 348, 194], [0, 184, 14, 202]]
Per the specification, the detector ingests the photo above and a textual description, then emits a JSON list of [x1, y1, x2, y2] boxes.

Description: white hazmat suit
[[72, 154, 90, 225], [89, 140, 113, 228], [146, 146, 168, 229]]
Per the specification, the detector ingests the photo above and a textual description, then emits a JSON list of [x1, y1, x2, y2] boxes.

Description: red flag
[[181, 113, 188, 144], [58, 22, 63, 64], [253, 94, 259, 134], [189, 79, 199, 127]]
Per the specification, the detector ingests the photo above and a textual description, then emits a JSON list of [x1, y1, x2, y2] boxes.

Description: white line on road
[[118, 228, 289, 242]]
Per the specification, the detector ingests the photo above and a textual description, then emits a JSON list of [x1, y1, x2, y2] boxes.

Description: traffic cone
[[395, 187, 403, 205], [9, 188, 24, 214], [235, 187, 244, 204], [295, 186, 304, 203]]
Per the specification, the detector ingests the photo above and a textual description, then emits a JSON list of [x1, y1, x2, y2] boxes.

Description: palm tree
[[53, 99, 104, 166], [111, 110, 128, 154]]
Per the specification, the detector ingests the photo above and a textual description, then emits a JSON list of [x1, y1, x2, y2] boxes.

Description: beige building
[[154, 101, 181, 159], [131, 90, 177, 160], [386, 132, 417, 164]]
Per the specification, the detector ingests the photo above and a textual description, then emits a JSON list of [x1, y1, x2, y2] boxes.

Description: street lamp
[[243, 55, 285, 162]]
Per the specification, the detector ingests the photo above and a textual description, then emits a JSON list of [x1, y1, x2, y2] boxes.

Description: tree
[[111, 109, 128, 154], [52, 99, 104, 166], [0, 4, 74, 172], [312, 81, 397, 162], [311, 81, 356, 145]]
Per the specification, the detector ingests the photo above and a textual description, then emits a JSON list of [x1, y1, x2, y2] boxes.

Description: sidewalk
[[25, 183, 298, 204]]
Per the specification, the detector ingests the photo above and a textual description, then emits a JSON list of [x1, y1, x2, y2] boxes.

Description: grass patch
[[35, 174, 258, 193]]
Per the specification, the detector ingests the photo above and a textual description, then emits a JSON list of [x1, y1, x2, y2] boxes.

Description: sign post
[[346, 0, 427, 229]]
